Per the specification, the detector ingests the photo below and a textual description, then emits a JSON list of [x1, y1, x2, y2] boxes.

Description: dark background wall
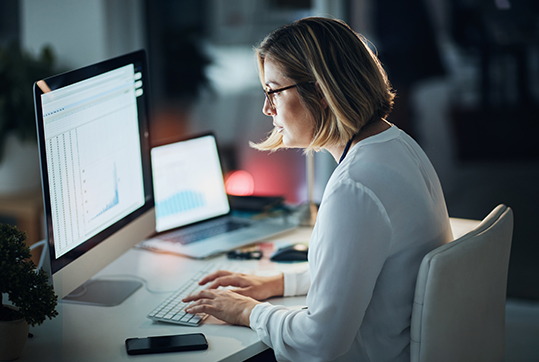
[[1, 0, 538, 299]]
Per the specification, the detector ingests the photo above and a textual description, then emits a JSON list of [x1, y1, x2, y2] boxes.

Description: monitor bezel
[[34, 50, 155, 283]]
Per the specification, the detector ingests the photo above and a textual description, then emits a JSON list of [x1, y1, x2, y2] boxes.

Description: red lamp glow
[[225, 170, 254, 196]]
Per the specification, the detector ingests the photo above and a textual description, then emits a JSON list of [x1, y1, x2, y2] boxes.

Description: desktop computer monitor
[[33, 50, 155, 306]]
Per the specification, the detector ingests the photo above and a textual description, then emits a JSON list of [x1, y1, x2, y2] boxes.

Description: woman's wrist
[[242, 300, 261, 326], [268, 273, 284, 298]]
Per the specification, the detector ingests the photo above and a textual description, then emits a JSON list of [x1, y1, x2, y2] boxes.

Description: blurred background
[[0, 0, 538, 302]]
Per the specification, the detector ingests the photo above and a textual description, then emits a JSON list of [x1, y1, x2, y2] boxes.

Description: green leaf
[[0, 223, 58, 326]]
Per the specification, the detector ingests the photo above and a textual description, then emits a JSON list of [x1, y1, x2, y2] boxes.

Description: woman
[[184, 17, 452, 361]]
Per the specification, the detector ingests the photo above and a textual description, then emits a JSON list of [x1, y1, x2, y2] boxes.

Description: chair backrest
[[410, 204, 513, 362], [30, 239, 48, 270]]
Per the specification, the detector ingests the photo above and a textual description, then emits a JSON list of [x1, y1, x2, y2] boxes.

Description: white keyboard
[[147, 263, 243, 326]]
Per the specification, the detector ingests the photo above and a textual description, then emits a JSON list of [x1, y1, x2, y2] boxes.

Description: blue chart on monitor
[[156, 190, 206, 219], [88, 163, 120, 221]]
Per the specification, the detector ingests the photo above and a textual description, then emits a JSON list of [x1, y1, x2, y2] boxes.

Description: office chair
[[30, 239, 48, 270], [410, 204, 513, 362]]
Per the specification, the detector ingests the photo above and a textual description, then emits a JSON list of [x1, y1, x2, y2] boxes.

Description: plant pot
[[0, 132, 41, 195], [0, 306, 29, 361]]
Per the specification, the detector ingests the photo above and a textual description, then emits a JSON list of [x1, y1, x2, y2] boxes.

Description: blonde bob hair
[[251, 17, 395, 152]]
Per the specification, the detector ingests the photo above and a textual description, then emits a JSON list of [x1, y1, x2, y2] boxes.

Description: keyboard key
[[180, 314, 193, 322]]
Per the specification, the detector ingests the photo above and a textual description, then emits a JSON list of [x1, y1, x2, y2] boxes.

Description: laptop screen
[[151, 134, 230, 233]]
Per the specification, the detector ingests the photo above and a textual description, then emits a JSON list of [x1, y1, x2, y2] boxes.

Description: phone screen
[[126, 333, 208, 355]]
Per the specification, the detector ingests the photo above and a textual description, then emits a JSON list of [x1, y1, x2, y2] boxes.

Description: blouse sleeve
[[250, 179, 393, 361], [283, 264, 310, 297]]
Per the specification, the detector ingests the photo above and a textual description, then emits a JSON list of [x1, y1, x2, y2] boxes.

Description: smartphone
[[125, 333, 208, 355]]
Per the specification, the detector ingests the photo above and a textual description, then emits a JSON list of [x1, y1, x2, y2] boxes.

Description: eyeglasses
[[264, 81, 314, 109]]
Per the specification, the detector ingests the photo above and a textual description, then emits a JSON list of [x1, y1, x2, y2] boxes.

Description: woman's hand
[[198, 270, 284, 301], [183, 289, 260, 326]]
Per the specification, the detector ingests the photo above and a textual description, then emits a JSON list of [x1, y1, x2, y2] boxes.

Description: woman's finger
[[186, 298, 212, 308], [184, 289, 259, 326], [185, 302, 215, 315], [206, 275, 248, 290], [182, 288, 217, 303], [198, 269, 233, 285]]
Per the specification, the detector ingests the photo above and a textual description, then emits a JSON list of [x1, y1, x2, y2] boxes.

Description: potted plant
[[0, 42, 57, 194], [0, 223, 58, 361]]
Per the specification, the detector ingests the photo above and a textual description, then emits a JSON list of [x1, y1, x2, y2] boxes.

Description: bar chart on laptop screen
[[156, 189, 206, 218], [151, 136, 230, 232]]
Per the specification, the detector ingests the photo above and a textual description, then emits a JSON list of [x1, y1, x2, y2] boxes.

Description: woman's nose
[[262, 97, 275, 116]]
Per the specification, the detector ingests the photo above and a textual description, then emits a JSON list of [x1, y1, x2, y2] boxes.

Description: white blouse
[[250, 126, 453, 361]]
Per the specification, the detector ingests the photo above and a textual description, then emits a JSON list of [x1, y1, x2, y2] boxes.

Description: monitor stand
[[62, 279, 142, 306]]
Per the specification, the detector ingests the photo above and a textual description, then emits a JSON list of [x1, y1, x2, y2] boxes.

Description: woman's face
[[262, 58, 315, 148]]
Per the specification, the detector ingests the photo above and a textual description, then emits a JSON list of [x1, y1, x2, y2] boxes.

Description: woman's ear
[[316, 82, 328, 109], [320, 96, 328, 109]]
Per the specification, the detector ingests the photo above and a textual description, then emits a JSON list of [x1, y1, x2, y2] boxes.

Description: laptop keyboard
[[159, 218, 252, 245], [147, 263, 244, 326]]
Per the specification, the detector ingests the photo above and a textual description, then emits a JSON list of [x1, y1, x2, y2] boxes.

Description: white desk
[[20, 218, 479, 362]]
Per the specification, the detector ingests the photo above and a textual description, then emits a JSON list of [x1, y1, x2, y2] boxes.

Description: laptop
[[139, 133, 296, 258]]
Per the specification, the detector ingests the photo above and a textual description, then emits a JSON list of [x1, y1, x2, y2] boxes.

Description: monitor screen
[[34, 50, 155, 305]]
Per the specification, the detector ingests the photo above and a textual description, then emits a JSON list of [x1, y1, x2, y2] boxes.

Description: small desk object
[[20, 219, 478, 362]]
